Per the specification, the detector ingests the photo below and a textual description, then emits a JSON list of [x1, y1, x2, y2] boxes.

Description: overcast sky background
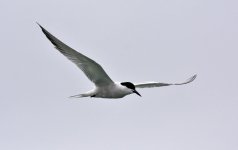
[[0, 0, 238, 150]]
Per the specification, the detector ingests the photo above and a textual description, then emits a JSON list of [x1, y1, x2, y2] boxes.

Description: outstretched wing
[[134, 74, 197, 88], [38, 23, 114, 87]]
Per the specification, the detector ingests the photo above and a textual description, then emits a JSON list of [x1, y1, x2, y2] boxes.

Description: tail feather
[[69, 94, 89, 98]]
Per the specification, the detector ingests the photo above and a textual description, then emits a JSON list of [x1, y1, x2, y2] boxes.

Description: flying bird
[[38, 23, 196, 98]]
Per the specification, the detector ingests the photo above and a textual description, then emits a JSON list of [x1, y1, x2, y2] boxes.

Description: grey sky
[[0, 0, 238, 150]]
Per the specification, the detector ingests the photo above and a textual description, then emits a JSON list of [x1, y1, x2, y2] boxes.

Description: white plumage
[[38, 23, 197, 99]]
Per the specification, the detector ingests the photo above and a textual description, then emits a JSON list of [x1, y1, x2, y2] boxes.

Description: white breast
[[95, 82, 133, 98]]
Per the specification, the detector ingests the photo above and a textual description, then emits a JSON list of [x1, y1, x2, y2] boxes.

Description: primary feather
[[134, 74, 197, 88], [38, 23, 114, 87]]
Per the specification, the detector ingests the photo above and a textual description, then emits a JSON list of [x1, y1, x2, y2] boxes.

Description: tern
[[38, 23, 196, 98]]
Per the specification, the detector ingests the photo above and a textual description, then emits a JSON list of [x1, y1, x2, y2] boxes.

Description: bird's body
[[38, 23, 196, 99], [72, 82, 133, 98]]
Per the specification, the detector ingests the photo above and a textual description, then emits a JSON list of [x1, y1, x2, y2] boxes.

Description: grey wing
[[38, 23, 114, 87], [134, 74, 197, 88]]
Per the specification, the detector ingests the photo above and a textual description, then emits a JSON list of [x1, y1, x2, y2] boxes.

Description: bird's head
[[120, 82, 141, 97]]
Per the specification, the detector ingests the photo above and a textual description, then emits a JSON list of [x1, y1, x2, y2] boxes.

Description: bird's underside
[[38, 23, 197, 99]]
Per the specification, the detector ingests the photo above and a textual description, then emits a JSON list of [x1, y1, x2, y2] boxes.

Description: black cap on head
[[121, 82, 141, 97], [121, 82, 135, 90]]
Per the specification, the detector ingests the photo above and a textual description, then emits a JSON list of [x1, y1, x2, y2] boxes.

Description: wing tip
[[191, 74, 197, 81], [185, 74, 197, 84], [37, 22, 60, 48], [173, 74, 197, 85], [36, 22, 48, 35], [36, 22, 44, 30]]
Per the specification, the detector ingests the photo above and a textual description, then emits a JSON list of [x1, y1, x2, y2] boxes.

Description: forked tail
[[69, 93, 90, 98]]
